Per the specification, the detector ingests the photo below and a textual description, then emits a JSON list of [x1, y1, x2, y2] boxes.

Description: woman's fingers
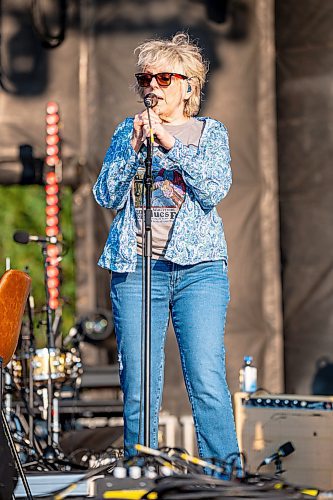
[[139, 109, 161, 124], [133, 109, 174, 150]]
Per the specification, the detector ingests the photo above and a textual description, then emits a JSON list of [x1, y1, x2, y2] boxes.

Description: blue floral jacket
[[93, 116, 232, 272]]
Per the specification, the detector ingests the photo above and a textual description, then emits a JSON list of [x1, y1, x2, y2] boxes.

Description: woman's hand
[[131, 109, 175, 152]]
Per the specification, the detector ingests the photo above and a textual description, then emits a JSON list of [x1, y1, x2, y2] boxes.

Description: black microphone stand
[[142, 106, 154, 448], [41, 242, 58, 460]]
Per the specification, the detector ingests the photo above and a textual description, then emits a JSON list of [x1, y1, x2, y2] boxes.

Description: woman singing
[[93, 33, 240, 470]]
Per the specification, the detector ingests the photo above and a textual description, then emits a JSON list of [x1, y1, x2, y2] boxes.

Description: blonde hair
[[134, 33, 208, 117]]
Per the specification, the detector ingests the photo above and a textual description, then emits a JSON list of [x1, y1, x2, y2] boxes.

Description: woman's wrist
[[162, 135, 176, 151], [130, 135, 142, 153]]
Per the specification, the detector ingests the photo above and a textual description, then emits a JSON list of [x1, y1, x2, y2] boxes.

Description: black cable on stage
[[31, 460, 118, 498], [141, 472, 315, 499], [29, 458, 316, 500]]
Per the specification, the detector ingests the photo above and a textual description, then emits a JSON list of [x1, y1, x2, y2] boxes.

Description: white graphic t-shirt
[[134, 118, 204, 258]]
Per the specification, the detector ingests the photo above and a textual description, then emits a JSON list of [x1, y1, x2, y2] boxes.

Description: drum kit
[[11, 346, 82, 387], [2, 253, 84, 471], [4, 328, 83, 469], [2, 235, 115, 475]]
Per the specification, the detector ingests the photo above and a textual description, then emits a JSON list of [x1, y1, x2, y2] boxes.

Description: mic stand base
[[274, 458, 284, 475]]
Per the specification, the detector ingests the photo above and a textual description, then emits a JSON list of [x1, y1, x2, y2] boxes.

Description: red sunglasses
[[135, 72, 188, 88]]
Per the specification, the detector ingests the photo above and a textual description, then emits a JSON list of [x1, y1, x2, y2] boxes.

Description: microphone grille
[[13, 231, 29, 244], [279, 441, 295, 457], [144, 93, 158, 108]]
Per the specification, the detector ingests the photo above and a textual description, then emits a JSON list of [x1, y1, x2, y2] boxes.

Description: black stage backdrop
[[276, 0, 333, 394]]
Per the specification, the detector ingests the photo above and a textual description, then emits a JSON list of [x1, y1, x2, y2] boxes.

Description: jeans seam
[[151, 310, 170, 447], [169, 264, 175, 306], [173, 324, 205, 458]]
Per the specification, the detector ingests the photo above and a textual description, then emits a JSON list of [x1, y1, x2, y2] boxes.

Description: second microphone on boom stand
[[13, 230, 63, 464]]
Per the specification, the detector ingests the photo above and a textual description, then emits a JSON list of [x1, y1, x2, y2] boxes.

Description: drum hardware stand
[[1, 356, 34, 500], [40, 242, 60, 461], [4, 361, 43, 467], [9, 265, 39, 454], [4, 363, 13, 417], [28, 352, 35, 445], [20, 258, 60, 463], [52, 392, 60, 445], [20, 281, 36, 446]]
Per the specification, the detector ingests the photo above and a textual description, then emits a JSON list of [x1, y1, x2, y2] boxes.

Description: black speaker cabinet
[[234, 392, 333, 489]]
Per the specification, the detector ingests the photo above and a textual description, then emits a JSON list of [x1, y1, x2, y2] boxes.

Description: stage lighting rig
[[31, 0, 67, 49], [44, 101, 62, 311]]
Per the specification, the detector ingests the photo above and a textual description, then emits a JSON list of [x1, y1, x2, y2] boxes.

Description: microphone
[[13, 230, 58, 245], [144, 93, 158, 108], [258, 441, 295, 469]]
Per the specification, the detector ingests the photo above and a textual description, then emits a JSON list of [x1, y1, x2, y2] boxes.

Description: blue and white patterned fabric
[[93, 116, 232, 272]]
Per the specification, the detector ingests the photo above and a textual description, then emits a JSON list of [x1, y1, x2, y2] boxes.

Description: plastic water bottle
[[239, 356, 257, 392]]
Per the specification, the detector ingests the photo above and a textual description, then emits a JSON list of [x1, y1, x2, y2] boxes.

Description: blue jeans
[[111, 256, 239, 466]]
